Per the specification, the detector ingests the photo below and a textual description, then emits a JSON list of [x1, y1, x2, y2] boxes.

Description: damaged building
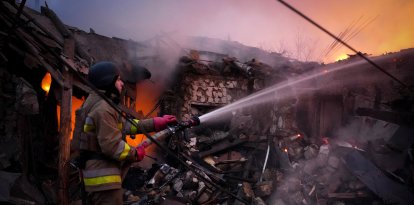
[[1, 1, 414, 205]]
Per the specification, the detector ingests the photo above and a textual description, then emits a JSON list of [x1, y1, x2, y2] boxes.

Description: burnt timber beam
[[4, 0, 63, 47], [0, 6, 65, 86], [356, 107, 414, 127], [198, 139, 247, 158], [57, 37, 74, 205], [342, 149, 414, 205]]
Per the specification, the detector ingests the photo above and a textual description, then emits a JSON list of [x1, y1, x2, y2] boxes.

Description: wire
[[277, 0, 414, 94]]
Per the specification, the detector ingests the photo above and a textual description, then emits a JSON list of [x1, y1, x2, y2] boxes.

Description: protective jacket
[[79, 93, 155, 192]]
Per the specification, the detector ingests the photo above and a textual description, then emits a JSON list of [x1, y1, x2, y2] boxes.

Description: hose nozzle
[[177, 116, 200, 130], [139, 116, 201, 147], [168, 116, 200, 133]]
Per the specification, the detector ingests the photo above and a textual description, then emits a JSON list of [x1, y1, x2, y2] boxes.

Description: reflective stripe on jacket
[[80, 93, 155, 192]]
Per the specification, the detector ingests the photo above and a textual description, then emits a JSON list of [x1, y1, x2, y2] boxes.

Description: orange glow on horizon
[[335, 54, 349, 61]]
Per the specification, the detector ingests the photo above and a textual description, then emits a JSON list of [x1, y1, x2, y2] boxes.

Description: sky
[[27, 0, 414, 63]]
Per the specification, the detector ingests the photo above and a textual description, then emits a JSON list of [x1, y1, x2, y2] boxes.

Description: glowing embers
[[41, 72, 52, 95], [321, 137, 329, 145], [289, 133, 302, 141]]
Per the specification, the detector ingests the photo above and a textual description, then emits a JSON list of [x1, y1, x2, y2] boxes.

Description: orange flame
[[41, 72, 52, 95], [57, 96, 84, 139], [126, 80, 161, 147]]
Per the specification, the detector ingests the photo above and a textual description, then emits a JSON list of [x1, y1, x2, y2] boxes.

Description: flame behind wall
[[55, 82, 160, 148], [126, 80, 163, 148], [56, 96, 84, 139]]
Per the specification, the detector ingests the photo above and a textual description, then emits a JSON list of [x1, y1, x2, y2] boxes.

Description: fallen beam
[[356, 107, 414, 127], [342, 149, 414, 205]]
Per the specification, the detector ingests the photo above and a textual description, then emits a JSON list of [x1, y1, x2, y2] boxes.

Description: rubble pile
[[124, 47, 414, 203], [121, 118, 414, 205]]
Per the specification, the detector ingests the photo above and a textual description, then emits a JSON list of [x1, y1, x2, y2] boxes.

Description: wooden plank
[[57, 38, 74, 205], [1, 12, 65, 87], [343, 149, 414, 204], [198, 139, 247, 158], [3, 0, 64, 47]]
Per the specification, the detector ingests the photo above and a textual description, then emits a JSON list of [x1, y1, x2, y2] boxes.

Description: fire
[[284, 148, 288, 153], [41, 72, 52, 95], [135, 80, 161, 116], [57, 96, 84, 139], [126, 80, 161, 147], [55, 79, 160, 147]]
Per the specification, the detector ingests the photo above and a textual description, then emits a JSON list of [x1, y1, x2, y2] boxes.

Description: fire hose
[[137, 116, 200, 148]]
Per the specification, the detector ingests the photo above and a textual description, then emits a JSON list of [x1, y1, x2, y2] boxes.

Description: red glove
[[153, 115, 177, 131], [135, 144, 146, 161]]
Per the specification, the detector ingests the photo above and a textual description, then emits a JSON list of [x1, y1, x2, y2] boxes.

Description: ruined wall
[[296, 49, 414, 143], [0, 68, 22, 169], [179, 74, 249, 121], [167, 59, 302, 140], [0, 68, 41, 170]]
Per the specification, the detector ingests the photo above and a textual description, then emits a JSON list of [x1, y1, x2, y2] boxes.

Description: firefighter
[[80, 61, 177, 205]]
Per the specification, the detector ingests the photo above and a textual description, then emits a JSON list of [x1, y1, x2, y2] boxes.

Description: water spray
[[198, 50, 407, 124]]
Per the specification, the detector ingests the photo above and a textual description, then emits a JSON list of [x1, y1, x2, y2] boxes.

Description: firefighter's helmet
[[88, 61, 120, 90]]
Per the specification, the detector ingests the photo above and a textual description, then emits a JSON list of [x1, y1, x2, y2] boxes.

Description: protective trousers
[[88, 189, 123, 205]]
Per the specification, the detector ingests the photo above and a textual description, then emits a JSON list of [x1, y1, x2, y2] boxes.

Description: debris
[[254, 181, 273, 197], [342, 149, 414, 205]]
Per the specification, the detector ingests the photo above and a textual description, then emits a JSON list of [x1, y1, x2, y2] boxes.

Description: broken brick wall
[[167, 53, 305, 138], [179, 74, 249, 121], [296, 49, 414, 144]]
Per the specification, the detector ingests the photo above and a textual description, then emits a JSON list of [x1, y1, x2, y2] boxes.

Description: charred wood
[[356, 107, 414, 127], [198, 139, 247, 158]]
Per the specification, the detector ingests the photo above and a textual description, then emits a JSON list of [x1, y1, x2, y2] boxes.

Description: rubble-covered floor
[[119, 115, 414, 205]]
